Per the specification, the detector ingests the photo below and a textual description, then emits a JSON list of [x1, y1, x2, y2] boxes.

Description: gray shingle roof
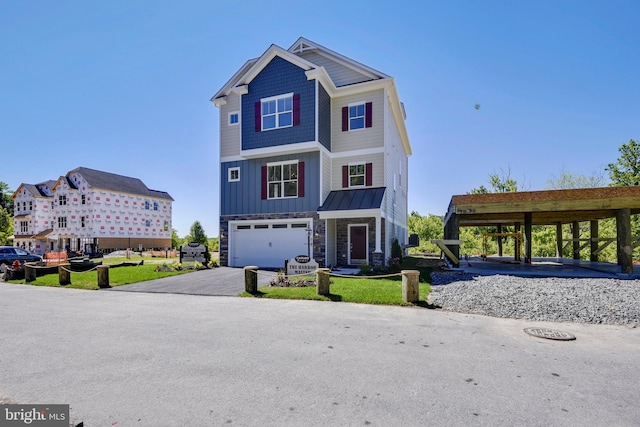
[[318, 187, 385, 211], [68, 167, 174, 201]]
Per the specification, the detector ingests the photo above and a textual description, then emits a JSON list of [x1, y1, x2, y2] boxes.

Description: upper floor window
[[228, 112, 239, 126], [349, 163, 366, 187], [164, 221, 169, 232], [81, 194, 86, 205], [22, 202, 26, 211], [268, 161, 298, 199], [153, 201, 158, 211], [261, 93, 292, 131], [145, 201, 150, 210], [20, 221, 28, 233], [58, 217, 67, 228], [29, 201, 32, 211], [59, 195, 67, 206], [81, 216, 85, 228], [145, 219, 151, 227], [342, 102, 373, 131], [228, 167, 240, 182]]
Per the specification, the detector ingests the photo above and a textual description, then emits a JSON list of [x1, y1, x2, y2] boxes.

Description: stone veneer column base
[[372, 252, 385, 267]]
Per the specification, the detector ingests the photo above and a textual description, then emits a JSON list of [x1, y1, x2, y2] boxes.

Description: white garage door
[[230, 221, 310, 268]]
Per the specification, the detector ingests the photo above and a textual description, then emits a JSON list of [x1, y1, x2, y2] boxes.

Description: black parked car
[[0, 246, 43, 269]]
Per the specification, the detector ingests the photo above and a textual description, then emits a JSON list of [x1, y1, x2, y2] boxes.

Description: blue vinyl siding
[[318, 83, 331, 150], [242, 56, 315, 150], [221, 152, 320, 215]]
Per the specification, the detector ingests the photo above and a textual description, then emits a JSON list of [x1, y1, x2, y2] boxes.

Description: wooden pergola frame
[[443, 186, 640, 274]]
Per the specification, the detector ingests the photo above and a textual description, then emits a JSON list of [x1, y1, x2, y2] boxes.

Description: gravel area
[[429, 272, 640, 326]]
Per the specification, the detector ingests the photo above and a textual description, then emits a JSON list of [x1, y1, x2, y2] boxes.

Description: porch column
[[590, 220, 599, 262], [572, 221, 580, 260], [375, 215, 382, 253], [444, 213, 460, 267], [555, 223, 563, 258], [616, 208, 633, 274], [496, 224, 503, 257], [524, 213, 532, 264], [514, 222, 521, 261]]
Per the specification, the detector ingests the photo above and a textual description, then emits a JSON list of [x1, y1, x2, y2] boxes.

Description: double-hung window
[[58, 217, 67, 228], [261, 93, 293, 131], [268, 161, 298, 199], [349, 163, 366, 187], [349, 104, 365, 130], [342, 102, 373, 131]]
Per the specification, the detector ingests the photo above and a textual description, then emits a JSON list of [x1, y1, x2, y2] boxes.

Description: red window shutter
[[342, 107, 348, 131], [255, 102, 262, 132], [366, 163, 373, 186], [261, 166, 267, 199], [293, 94, 300, 126], [297, 161, 304, 197], [365, 102, 373, 128], [342, 165, 349, 188]]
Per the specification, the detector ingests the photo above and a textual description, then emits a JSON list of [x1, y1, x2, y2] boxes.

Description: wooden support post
[[316, 268, 331, 296], [555, 223, 563, 258], [496, 224, 503, 257], [514, 223, 521, 261], [572, 221, 581, 260], [24, 264, 36, 283], [244, 266, 258, 294], [590, 220, 599, 262], [616, 208, 633, 274], [524, 213, 532, 264], [58, 264, 71, 286], [401, 270, 420, 303], [443, 213, 460, 267], [97, 265, 111, 288]]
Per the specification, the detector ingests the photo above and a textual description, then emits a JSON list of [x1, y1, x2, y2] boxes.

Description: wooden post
[[444, 213, 460, 267], [524, 213, 532, 264], [24, 264, 37, 283], [590, 220, 599, 262], [514, 223, 521, 261], [58, 264, 71, 286], [402, 270, 420, 303], [572, 221, 581, 260], [316, 268, 331, 296], [97, 265, 111, 288], [555, 223, 563, 258], [616, 208, 633, 274], [244, 266, 258, 294], [496, 224, 503, 257]]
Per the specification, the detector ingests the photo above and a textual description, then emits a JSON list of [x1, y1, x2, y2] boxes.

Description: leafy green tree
[[546, 169, 607, 190], [0, 182, 13, 216], [470, 169, 518, 194], [408, 211, 443, 253], [171, 228, 184, 249], [186, 221, 208, 245], [0, 206, 12, 245], [208, 237, 219, 252], [606, 139, 640, 186]]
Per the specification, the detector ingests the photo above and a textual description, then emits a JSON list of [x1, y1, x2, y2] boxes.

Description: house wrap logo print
[[1, 404, 69, 426]]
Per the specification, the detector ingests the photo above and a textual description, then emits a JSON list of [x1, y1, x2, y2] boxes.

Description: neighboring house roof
[[66, 167, 174, 201], [318, 187, 386, 212], [12, 183, 50, 199], [33, 229, 54, 239]]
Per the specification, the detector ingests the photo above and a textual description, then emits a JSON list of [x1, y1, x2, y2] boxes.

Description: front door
[[349, 225, 367, 264]]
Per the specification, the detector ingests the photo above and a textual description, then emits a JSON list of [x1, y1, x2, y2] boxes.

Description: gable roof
[[12, 183, 50, 199], [66, 167, 174, 201]]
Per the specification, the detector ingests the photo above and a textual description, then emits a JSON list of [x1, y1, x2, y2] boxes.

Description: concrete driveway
[[106, 266, 273, 296], [1, 284, 639, 426]]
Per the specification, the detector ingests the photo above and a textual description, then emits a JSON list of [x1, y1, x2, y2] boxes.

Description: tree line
[[409, 139, 640, 262]]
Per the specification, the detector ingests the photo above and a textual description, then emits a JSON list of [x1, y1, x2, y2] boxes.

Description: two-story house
[[12, 167, 173, 254], [212, 37, 411, 269]]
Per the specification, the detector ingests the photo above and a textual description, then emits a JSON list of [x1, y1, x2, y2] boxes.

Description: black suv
[[0, 246, 43, 268]]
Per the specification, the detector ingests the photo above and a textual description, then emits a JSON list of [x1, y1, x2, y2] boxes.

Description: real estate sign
[[287, 255, 319, 276], [180, 243, 207, 263]]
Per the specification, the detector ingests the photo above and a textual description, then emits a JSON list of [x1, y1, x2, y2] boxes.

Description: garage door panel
[[230, 222, 308, 268]]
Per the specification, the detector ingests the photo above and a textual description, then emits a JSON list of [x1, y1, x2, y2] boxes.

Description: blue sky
[[2, 1, 638, 237]]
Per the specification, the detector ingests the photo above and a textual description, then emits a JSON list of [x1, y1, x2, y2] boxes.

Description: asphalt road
[[1, 283, 639, 426]]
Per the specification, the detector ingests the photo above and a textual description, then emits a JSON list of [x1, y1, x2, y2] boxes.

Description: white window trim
[[348, 162, 366, 188], [267, 159, 299, 199], [261, 92, 293, 131], [348, 101, 366, 131], [228, 167, 240, 182], [228, 111, 239, 126]]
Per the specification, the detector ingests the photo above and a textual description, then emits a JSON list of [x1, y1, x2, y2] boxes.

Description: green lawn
[[242, 275, 431, 306], [7, 263, 193, 290]]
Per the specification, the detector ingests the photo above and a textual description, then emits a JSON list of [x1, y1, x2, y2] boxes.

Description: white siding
[[297, 51, 374, 87], [220, 93, 241, 158], [321, 151, 332, 202], [331, 90, 384, 153]]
